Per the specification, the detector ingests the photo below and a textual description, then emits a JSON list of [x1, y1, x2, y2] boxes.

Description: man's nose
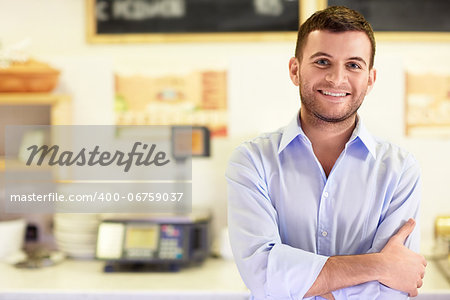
[[325, 66, 347, 86]]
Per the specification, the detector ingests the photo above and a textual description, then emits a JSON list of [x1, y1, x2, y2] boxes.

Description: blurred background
[[0, 0, 449, 299]]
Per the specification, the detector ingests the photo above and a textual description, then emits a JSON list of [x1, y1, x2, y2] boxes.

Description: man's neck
[[299, 109, 357, 176], [300, 111, 357, 147]]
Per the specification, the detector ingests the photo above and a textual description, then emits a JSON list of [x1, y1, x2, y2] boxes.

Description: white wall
[[1, 0, 449, 253]]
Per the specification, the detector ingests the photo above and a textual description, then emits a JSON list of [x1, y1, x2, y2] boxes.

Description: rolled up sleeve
[[226, 146, 328, 300]]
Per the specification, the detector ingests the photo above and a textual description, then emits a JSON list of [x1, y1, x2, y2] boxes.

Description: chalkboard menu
[[87, 0, 301, 43], [326, 0, 450, 32]]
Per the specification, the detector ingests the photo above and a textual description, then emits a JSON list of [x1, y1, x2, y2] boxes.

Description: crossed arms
[[308, 219, 427, 299]]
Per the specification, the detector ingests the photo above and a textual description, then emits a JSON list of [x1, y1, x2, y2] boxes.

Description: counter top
[[0, 258, 248, 300], [0, 257, 449, 299]]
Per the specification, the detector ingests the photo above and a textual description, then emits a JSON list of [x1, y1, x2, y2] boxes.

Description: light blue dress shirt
[[226, 114, 421, 300]]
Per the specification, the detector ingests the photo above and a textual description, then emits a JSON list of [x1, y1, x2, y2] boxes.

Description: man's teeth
[[321, 91, 347, 97]]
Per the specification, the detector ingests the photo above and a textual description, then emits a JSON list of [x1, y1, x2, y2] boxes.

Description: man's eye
[[315, 59, 329, 66], [347, 63, 361, 69]]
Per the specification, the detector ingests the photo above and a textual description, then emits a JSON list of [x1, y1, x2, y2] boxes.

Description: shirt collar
[[348, 116, 377, 159], [278, 113, 377, 159], [278, 112, 308, 154]]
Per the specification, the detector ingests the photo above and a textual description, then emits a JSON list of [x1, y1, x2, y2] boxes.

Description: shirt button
[[323, 192, 329, 198], [322, 231, 328, 237]]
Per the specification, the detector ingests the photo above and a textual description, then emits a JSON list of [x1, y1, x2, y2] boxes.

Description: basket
[[0, 59, 60, 93]]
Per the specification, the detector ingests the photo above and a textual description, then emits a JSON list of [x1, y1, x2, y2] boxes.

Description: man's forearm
[[305, 219, 426, 298], [305, 253, 383, 297]]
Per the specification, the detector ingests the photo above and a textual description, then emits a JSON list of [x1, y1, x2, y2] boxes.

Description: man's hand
[[379, 219, 427, 297]]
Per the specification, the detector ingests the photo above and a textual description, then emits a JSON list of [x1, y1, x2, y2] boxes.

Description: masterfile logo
[[26, 142, 170, 172], [3, 125, 192, 214]]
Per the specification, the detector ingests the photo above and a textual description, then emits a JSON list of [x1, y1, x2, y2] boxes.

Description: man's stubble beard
[[299, 77, 367, 125]]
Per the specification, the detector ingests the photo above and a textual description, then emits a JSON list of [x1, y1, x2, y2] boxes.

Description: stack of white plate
[[53, 214, 100, 259]]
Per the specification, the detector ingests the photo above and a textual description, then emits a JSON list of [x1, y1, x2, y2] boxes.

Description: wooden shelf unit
[[0, 93, 71, 171], [0, 93, 71, 125]]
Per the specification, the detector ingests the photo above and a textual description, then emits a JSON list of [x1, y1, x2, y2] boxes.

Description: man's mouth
[[318, 90, 350, 97]]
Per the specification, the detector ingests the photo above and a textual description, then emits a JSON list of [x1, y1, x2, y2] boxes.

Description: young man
[[226, 6, 426, 300]]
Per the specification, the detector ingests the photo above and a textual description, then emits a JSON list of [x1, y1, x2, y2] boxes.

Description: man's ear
[[289, 57, 300, 86], [366, 68, 377, 95]]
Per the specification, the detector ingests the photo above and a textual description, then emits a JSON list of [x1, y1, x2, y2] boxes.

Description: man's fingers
[[422, 256, 428, 267], [409, 288, 418, 298], [393, 218, 416, 242], [421, 265, 426, 279], [417, 279, 423, 288]]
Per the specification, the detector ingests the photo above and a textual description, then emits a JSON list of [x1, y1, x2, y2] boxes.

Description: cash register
[[96, 211, 211, 272]]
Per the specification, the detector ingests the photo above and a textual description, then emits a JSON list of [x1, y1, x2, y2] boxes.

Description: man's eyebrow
[[309, 52, 368, 67], [309, 52, 332, 59]]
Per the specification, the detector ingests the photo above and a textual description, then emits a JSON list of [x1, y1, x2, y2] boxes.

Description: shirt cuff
[[265, 243, 329, 299]]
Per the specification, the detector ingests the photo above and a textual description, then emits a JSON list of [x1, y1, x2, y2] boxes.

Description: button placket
[[317, 180, 334, 256]]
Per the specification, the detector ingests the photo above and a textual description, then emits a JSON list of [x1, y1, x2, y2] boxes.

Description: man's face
[[289, 30, 376, 123]]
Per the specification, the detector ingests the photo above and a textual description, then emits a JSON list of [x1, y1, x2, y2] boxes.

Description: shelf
[[0, 93, 71, 125], [0, 93, 69, 105], [0, 157, 53, 172]]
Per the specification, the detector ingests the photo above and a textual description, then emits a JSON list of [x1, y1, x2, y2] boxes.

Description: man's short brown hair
[[295, 6, 376, 69]]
